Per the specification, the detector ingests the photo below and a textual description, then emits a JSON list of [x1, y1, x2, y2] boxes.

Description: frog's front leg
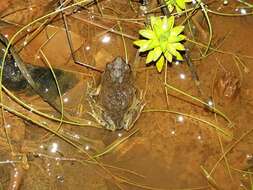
[[87, 91, 117, 131], [100, 111, 118, 131], [87, 81, 101, 97]]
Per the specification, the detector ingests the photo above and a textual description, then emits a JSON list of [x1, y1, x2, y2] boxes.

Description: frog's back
[[99, 57, 135, 128]]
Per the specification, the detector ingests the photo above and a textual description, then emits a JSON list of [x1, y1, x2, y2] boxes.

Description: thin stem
[[186, 38, 253, 59], [60, 0, 77, 62], [117, 21, 128, 64], [39, 50, 64, 131], [210, 128, 253, 175], [143, 109, 232, 138], [198, 0, 212, 55], [164, 83, 232, 126], [207, 8, 253, 17]]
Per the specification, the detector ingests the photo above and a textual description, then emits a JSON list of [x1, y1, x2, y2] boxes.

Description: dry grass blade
[[144, 109, 232, 138], [164, 83, 232, 126], [93, 128, 140, 158]]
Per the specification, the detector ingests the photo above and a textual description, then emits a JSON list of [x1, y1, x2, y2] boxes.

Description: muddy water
[[0, 0, 253, 190]]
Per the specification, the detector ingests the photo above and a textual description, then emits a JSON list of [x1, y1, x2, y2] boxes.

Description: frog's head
[[106, 57, 131, 84]]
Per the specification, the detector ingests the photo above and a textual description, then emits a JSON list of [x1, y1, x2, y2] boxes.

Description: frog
[[87, 56, 145, 131], [216, 71, 241, 101]]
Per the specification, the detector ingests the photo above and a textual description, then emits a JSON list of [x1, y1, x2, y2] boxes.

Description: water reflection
[[223, 0, 228, 5], [239, 8, 247, 15], [49, 143, 60, 154], [197, 135, 202, 140], [246, 154, 252, 159], [174, 60, 180, 65], [63, 97, 69, 103], [85, 145, 90, 151], [101, 35, 111, 44], [85, 46, 90, 51], [5, 124, 11, 128], [179, 73, 186, 80], [177, 115, 184, 123]]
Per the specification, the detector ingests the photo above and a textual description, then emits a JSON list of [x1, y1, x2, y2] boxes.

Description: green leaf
[[175, 5, 182, 13], [150, 16, 158, 28], [171, 26, 185, 36], [177, 0, 186, 9], [167, 34, 186, 43], [168, 4, 174, 12], [167, 44, 178, 57], [139, 29, 156, 39], [146, 50, 155, 64], [156, 55, 164, 72], [159, 34, 168, 52], [152, 47, 162, 62], [164, 51, 173, 62], [149, 39, 160, 49], [175, 51, 184, 60], [154, 26, 162, 38], [167, 16, 175, 30], [133, 40, 148, 47], [162, 17, 169, 31], [153, 17, 163, 37], [138, 40, 154, 52], [172, 43, 185, 51], [134, 39, 159, 52]]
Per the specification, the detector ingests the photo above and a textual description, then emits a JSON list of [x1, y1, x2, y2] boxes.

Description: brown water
[[0, 0, 253, 190]]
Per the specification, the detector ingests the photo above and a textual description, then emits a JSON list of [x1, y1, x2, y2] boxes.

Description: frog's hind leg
[[122, 96, 145, 131]]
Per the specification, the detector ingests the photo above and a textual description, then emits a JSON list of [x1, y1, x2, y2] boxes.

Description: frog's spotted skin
[[87, 57, 144, 131]]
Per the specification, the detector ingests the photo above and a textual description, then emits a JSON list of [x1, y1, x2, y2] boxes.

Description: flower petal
[[138, 40, 152, 52], [177, 0, 186, 9], [133, 40, 148, 47], [152, 47, 162, 62], [146, 50, 155, 64], [156, 55, 165, 72], [167, 44, 178, 56], [171, 26, 185, 36], [172, 43, 185, 51], [168, 4, 174, 12], [162, 17, 169, 32], [150, 16, 158, 28], [154, 19, 163, 37], [167, 16, 175, 30], [164, 51, 173, 62], [167, 34, 186, 43], [139, 29, 156, 39], [175, 51, 184, 60]]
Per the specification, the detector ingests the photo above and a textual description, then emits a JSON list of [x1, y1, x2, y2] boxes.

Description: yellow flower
[[134, 16, 186, 72]]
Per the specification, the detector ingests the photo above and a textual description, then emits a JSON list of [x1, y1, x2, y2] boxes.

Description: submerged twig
[[60, 0, 77, 62], [60, 0, 103, 72]]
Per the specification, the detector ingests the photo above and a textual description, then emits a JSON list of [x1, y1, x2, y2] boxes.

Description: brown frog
[[87, 57, 145, 131], [216, 72, 241, 101]]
